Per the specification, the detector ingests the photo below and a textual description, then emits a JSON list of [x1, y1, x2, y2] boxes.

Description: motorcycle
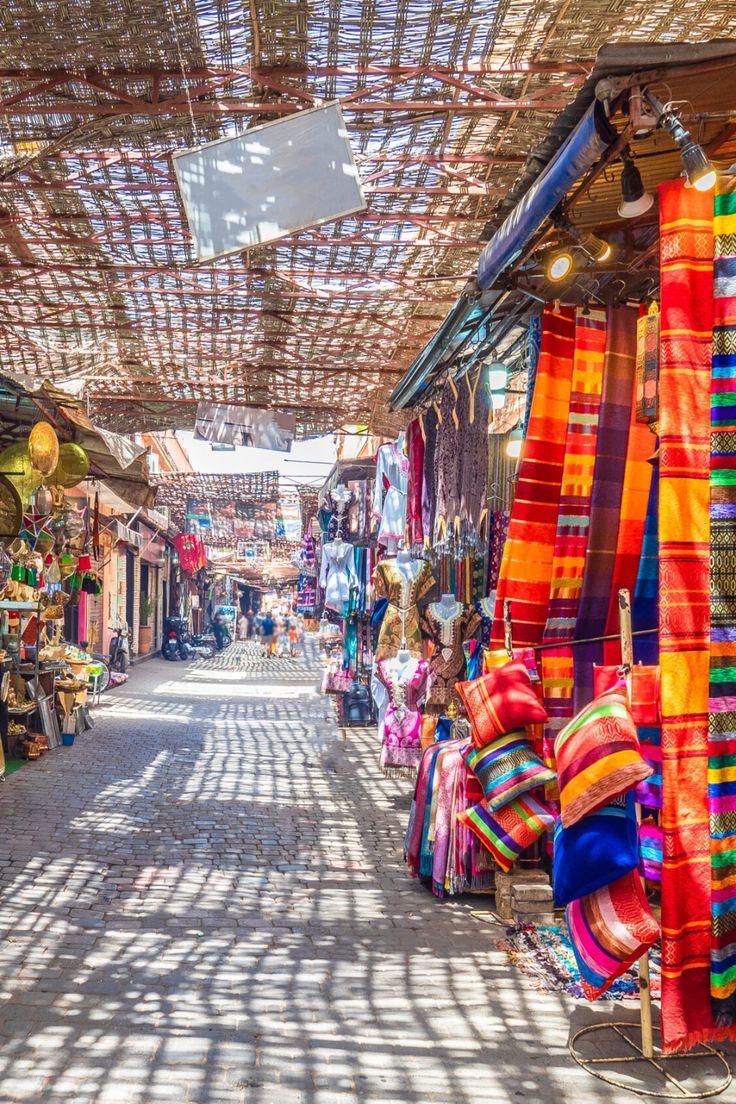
[[162, 617, 216, 661], [108, 622, 131, 673]]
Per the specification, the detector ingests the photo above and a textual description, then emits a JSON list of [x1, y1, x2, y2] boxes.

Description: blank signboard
[[173, 102, 366, 261]]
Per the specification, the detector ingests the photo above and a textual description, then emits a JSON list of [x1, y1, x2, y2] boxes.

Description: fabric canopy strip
[[492, 305, 575, 646], [658, 178, 715, 1053]]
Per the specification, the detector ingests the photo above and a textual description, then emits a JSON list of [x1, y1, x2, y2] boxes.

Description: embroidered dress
[[319, 540, 358, 614], [406, 417, 425, 546], [373, 441, 409, 545], [377, 657, 429, 775], [372, 558, 435, 660], [434, 379, 460, 538], [458, 366, 490, 537], [421, 405, 440, 540], [422, 601, 481, 710]]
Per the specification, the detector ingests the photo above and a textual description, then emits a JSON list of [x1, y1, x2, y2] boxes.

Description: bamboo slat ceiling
[[0, 2, 734, 436]]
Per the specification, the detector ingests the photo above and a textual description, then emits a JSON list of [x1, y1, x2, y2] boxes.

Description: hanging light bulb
[[644, 90, 717, 192], [618, 148, 654, 218], [486, 361, 507, 392], [545, 249, 574, 282], [507, 425, 524, 459], [491, 392, 505, 412]]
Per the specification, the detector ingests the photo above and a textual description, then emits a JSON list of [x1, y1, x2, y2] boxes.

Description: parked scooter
[[108, 622, 131, 672], [162, 616, 216, 661]]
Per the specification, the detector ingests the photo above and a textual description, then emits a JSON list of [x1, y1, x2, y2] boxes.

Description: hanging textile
[[659, 178, 715, 1053], [421, 404, 439, 542], [523, 315, 542, 439], [541, 307, 606, 765], [601, 367, 655, 665], [406, 417, 425, 547], [632, 461, 660, 664], [572, 305, 637, 710], [434, 378, 460, 540], [709, 176, 736, 1027], [491, 306, 575, 646]]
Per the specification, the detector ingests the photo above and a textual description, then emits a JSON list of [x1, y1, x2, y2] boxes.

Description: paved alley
[[0, 643, 730, 1104]]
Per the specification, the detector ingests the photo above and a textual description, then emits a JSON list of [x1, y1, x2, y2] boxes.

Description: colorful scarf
[[541, 307, 606, 765], [632, 463, 660, 665], [709, 177, 736, 1027], [659, 178, 715, 1052], [573, 306, 637, 710], [601, 372, 654, 664], [492, 306, 575, 645]]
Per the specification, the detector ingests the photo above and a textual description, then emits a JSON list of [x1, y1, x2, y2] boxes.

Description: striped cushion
[[553, 793, 639, 906], [458, 796, 554, 872], [457, 660, 549, 749], [463, 731, 555, 811], [554, 687, 653, 828], [566, 871, 660, 1000]]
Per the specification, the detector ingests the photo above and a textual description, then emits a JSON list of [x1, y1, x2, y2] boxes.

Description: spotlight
[[546, 249, 574, 282], [486, 361, 507, 392], [507, 425, 523, 459], [618, 148, 654, 219], [579, 233, 613, 264], [645, 90, 717, 192]]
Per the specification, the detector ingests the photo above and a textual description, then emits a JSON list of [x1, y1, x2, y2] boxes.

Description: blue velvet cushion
[[553, 792, 639, 907]]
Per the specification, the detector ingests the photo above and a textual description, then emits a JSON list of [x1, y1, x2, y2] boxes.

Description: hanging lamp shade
[[0, 442, 43, 505], [28, 421, 60, 477], [51, 443, 89, 488]]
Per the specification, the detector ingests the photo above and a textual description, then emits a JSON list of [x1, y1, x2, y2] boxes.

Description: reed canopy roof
[[0, 2, 735, 435]]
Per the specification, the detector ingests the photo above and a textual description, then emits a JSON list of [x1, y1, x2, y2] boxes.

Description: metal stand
[[569, 590, 732, 1099]]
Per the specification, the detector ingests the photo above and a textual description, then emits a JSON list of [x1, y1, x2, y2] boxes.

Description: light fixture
[[487, 361, 507, 392], [618, 148, 654, 218], [491, 392, 505, 412], [579, 232, 613, 264], [644, 89, 717, 192], [546, 249, 574, 282], [507, 425, 523, 459]]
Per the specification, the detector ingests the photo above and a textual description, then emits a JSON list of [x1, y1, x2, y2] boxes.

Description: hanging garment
[[572, 305, 638, 711], [709, 177, 736, 1028], [372, 557, 435, 660], [458, 366, 490, 538], [319, 540, 358, 614], [541, 307, 606, 765], [406, 417, 425, 547], [492, 306, 575, 645], [421, 601, 481, 710], [372, 440, 409, 546], [377, 656, 429, 775], [659, 178, 715, 1054], [421, 404, 439, 541], [434, 378, 460, 539]]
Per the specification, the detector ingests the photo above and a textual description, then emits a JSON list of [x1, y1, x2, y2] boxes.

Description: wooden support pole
[[618, 587, 655, 1061], [503, 599, 513, 657]]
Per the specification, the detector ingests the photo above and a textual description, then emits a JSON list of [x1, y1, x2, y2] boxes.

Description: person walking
[[260, 610, 276, 657], [237, 611, 248, 641], [246, 608, 255, 639]]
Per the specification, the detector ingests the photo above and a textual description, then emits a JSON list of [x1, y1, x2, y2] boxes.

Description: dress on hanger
[[377, 656, 429, 774], [475, 595, 496, 647], [458, 367, 490, 536], [406, 417, 425, 547], [421, 601, 482, 710], [421, 405, 439, 541], [434, 378, 460, 539], [319, 540, 358, 614], [372, 558, 435, 660], [372, 441, 409, 546]]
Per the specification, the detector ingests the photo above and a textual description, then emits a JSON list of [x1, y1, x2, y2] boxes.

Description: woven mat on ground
[[495, 921, 661, 1001]]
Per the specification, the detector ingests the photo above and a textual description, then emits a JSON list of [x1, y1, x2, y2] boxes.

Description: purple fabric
[[573, 306, 637, 710]]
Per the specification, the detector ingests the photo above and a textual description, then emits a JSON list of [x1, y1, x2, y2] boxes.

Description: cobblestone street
[[0, 642, 726, 1104]]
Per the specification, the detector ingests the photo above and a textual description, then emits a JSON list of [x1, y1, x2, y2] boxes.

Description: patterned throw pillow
[[458, 795, 554, 873], [457, 660, 549, 749], [566, 872, 660, 1000], [554, 687, 653, 828], [463, 731, 556, 811], [553, 793, 639, 907]]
